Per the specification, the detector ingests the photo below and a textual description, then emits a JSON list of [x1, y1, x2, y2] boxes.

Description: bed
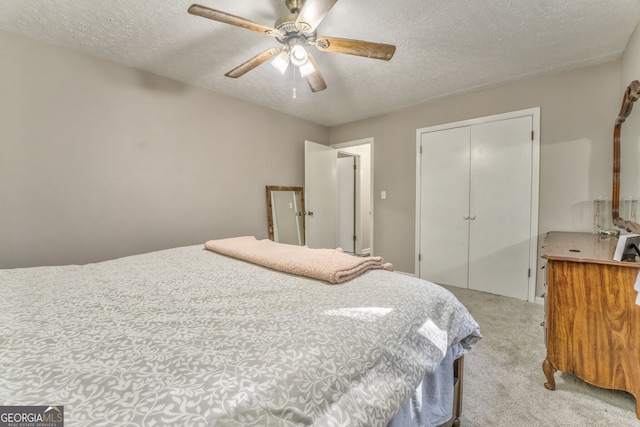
[[0, 239, 481, 426]]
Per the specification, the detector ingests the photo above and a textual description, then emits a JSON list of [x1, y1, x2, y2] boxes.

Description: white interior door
[[468, 116, 532, 300], [304, 140, 336, 249], [419, 126, 471, 288]]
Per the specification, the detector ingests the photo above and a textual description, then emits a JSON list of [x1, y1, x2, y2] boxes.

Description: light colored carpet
[[443, 285, 638, 427]]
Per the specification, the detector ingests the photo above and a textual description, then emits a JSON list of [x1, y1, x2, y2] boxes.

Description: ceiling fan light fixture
[[271, 51, 290, 74], [290, 44, 308, 66], [298, 60, 316, 77]]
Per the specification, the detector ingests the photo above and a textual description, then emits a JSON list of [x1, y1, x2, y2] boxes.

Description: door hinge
[[528, 268, 531, 277], [418, 254, 422, 262], [531, 130, 534, 140], [353, 164, 357, 170], [353, 235, 356, 242], [420, 145, 423, 154]]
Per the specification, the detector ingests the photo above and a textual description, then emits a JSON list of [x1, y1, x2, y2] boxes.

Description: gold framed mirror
[[266, 186, 305, 245], [613, 80, 640, 232]]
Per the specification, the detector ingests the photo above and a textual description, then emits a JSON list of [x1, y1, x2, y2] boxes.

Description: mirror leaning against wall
[[613, 80, 640, 233], [266, 186, 305, 246]]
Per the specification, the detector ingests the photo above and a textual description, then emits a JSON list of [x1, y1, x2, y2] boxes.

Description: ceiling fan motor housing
[[275, 13, 316, 46]]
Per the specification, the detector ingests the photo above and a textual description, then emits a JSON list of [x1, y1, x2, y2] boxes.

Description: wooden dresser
[[541, 231, 640, 419]]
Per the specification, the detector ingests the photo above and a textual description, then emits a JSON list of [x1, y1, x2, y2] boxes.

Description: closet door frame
[[414, 107, 540, 303]]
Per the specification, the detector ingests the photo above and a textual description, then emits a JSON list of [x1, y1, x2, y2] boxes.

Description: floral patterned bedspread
[[0, 245, 481, 426]]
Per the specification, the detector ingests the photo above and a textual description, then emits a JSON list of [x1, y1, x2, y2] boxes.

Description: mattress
[[0, 244, 481, 426]]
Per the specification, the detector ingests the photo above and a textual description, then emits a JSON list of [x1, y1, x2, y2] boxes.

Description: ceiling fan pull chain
[[292, 66, 297, 99]]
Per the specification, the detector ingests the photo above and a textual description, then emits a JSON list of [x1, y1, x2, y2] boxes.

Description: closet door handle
[[469, 215, 476, 220], [463, 215, 470, 220]]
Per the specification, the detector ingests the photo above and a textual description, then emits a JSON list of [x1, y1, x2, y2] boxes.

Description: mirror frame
[[613, 80, 640, 233], [265, 185, 305, 243]]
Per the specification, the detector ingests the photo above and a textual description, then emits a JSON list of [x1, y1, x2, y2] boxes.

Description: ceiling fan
[[188, 0, 396, 93]]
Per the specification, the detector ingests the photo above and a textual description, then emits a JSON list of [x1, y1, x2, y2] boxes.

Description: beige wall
[[0, 30, 329, 268], [3, 25, 638, 289], [330, 61, 622, 296], [622, 22, 640, 89]]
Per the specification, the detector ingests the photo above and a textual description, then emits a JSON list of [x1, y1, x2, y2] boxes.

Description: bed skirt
[[388, 349, 464, 427]]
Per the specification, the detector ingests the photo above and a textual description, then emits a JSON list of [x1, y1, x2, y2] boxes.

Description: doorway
[[305, 138, 373, 255], [336, 152, 358, 253]]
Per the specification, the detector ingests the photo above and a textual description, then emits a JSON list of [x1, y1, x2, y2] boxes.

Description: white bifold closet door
[[420, 126, 471, 289], [419, 115, 532, 300]]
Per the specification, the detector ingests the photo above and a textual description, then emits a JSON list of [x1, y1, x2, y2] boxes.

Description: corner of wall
[[621, 20, 640, 90]]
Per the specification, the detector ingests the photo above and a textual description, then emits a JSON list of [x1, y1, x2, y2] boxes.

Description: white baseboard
[[535, 297, 544, 305]]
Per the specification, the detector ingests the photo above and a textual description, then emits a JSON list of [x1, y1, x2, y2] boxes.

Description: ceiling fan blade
[[316, 37, 396, 61], [295, 0, 338, 32], [304, 53, 327, 92], [225, 48, 282, 78], [188, 4, 280, 36]]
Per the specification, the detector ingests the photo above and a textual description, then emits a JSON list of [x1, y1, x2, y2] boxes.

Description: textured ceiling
[[1, 0, 639, 126]]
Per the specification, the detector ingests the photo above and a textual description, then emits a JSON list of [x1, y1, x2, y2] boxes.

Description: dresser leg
[[542, 359, 556, 390]]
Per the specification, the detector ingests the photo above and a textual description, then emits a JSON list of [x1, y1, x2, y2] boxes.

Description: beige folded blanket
[[204, 236, 394, 284]]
